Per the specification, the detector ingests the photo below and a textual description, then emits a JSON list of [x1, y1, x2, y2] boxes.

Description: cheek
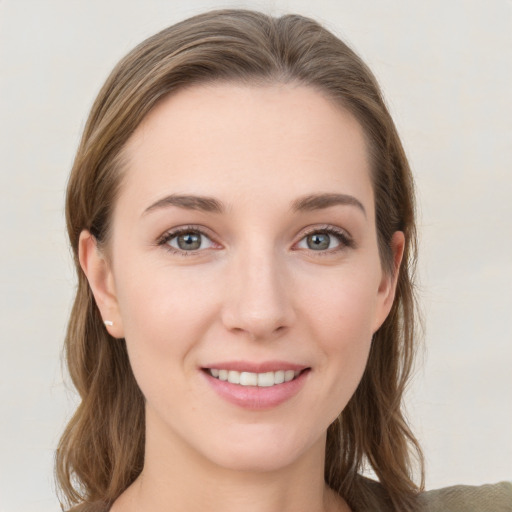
[[300, 269, 378, 406], [303, 266, 380, 345], [117, 257, 216, 338], [114, 262, 219, 389]]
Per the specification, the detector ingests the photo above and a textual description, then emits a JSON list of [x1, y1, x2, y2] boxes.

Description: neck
[[112, 408, 348, 512]]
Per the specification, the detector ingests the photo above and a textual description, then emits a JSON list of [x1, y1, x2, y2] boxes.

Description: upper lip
[[201, 360, 309, 373]]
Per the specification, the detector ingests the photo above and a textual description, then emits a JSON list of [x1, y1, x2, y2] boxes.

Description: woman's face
[[82, 83, 402, 472]]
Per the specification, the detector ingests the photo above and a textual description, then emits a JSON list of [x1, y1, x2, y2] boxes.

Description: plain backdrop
[[0, 1, 511, 510]]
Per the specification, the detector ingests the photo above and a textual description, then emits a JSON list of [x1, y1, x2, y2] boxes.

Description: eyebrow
[[143, 192, 366, 217], [143, 194, 224, 215], [291, 193, 366, 217]]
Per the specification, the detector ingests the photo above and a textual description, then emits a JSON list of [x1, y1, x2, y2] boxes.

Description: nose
[[221, 244, 295, 341]]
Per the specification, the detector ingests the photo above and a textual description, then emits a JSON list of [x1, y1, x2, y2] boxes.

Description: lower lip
[[202, 369, 310, 410]]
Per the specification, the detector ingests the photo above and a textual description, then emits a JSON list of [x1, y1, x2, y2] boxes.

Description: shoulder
[[420, 481, 512, 512], [354, 477, 512, 512]]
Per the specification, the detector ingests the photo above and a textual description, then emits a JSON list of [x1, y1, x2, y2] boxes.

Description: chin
[[199, 424, 324, 473], [208, 446, 304, 473]]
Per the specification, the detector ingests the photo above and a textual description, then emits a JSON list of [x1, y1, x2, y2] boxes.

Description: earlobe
[[373, 231, 405, 332], [78, 230, 124, 338]]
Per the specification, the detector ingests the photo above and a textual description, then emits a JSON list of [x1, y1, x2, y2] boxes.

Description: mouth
[[204, 368, 307, 387], [201, 362, 311, 409]]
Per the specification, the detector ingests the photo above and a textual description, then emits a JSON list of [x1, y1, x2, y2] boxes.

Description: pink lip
[[203, 360, 308, 373], [200, 362, 311, 410]]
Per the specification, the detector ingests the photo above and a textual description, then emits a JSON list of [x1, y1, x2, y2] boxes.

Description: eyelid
[[155, 223, 354, 255], [293, 224, 355, 251], [156, 224, 221, 254]]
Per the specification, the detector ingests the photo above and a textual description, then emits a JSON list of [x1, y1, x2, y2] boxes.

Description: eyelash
[[156, 224, 354, 256], [156, 225, 218, 256], [298, 225, 355, 254]]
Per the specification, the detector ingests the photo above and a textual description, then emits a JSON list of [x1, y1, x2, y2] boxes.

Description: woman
[[55, 9, 511, 512]]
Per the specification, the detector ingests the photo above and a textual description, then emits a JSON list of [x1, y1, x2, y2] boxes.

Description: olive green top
[[358, 478, 512, 512], [420, 481, 512, 512]]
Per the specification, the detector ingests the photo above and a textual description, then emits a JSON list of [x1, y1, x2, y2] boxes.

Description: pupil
[[178, 232, 201, 250], [308, 233, 329, 250]]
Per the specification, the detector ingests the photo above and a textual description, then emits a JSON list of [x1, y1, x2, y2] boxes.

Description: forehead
[[119, 82, 373, 217]]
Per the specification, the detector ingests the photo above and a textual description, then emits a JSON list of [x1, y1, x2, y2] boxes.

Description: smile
[[203, 366, 310, 409], [207, 369, 301, 387]]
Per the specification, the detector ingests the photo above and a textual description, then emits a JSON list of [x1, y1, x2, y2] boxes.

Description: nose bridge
[[222, 237, 293, 339]]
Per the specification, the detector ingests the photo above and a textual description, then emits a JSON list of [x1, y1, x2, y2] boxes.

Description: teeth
[[284, 370, 295, 382], [257, 372, 274, 387], [228, 370, 240, 384], [239, 372, 257, 386], [274, 370, 285, 384], [208, 368, 302, 387]]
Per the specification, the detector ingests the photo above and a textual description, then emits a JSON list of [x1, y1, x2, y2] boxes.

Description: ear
[[372, 231, 405, 333], [78, 230, 124, 338]]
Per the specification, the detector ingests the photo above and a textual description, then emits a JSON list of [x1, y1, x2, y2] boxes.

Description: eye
[[295, 227, 353, 252], [297, 232, 340, 251], [159, 228, 217, 254]]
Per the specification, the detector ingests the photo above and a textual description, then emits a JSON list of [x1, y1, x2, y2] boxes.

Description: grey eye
[[306, 233, 331, 250], [178, 233, 201, 250], [168, 231, 213, 251], [296, 231, 342, 251]]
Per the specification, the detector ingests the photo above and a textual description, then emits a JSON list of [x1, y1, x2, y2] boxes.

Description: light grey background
[[1, 1, 511, 511]]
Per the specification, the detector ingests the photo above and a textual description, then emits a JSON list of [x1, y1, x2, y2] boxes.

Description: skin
[[80, 83, 404, 512]]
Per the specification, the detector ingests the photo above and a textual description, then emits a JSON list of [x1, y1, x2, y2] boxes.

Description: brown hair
[[56, 9, 424, 512]]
